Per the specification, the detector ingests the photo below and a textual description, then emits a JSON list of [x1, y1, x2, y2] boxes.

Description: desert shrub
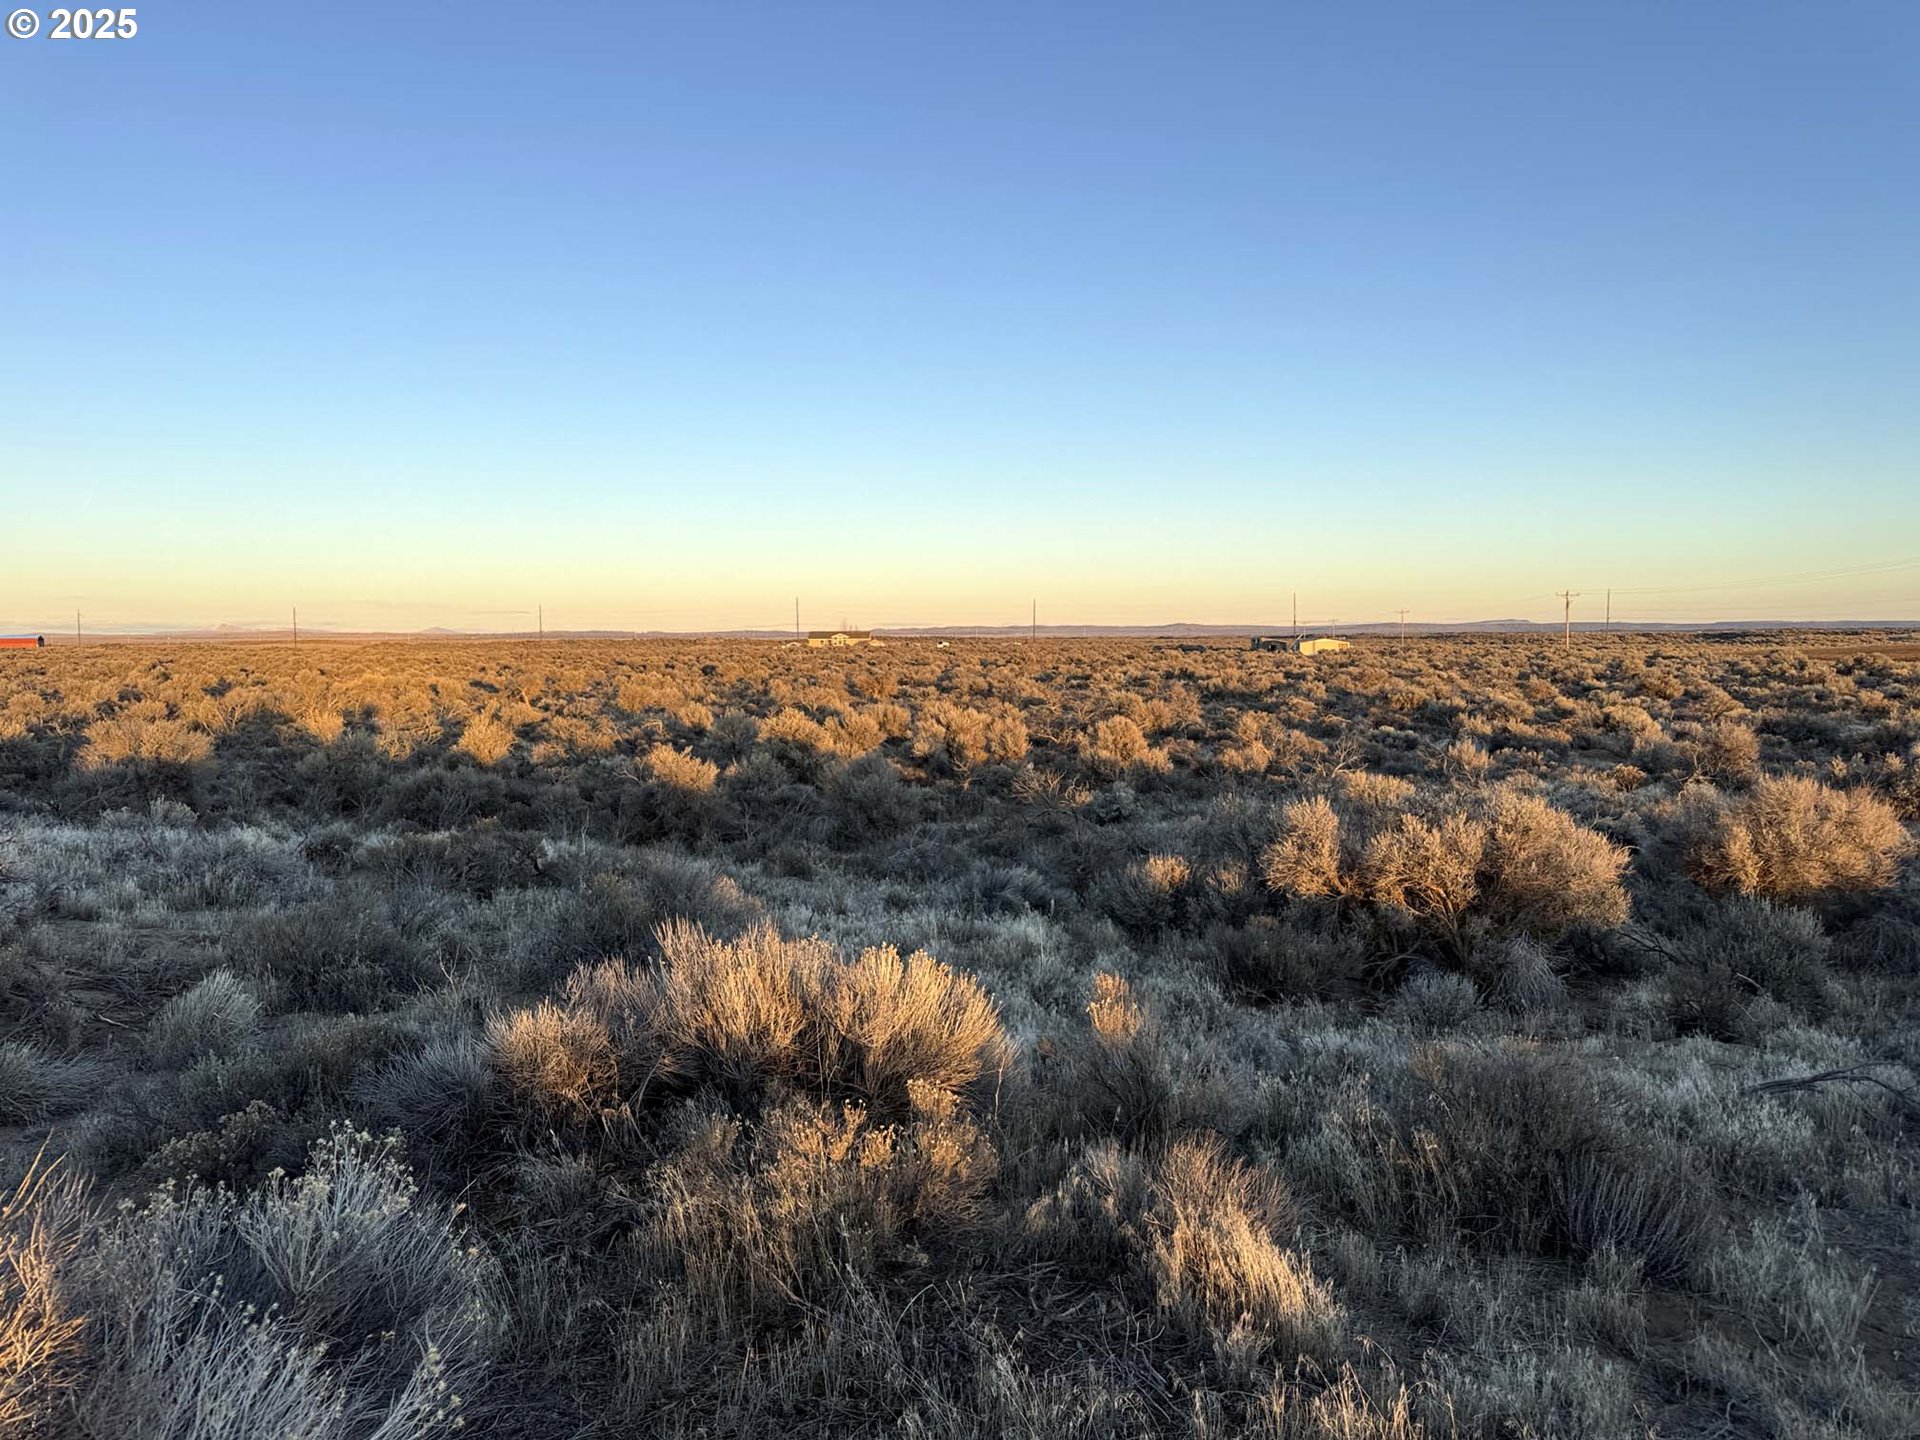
[[1686, 719, 1761, 783], [147, 969, 264, 1067], [140, 1098, 315, 1192], [1351, 788, 1630, 959], [1390, 968, 1481, 1034], [456, 712, 517, 766], [78, 714, 215, 771], [498, 923, 1010, 1121], [1444, 738, 1492, 782], [1361, 813, 1485, 933], [619, 745, 725, 841], [1661, 897, 1838, 1039], [231, 893, 435, 1011], [1686, 775, 1911, 900], [352, 1034, 500, 1181], [533, 870, 666, 978], [1299, 1046, 1716, 1280], [1083, 716, 1167, 778], [818, 754, 919, 848], [1337, 770, 1415, 811], [651, 922, 1009, 1113], [1, 1157, 88, 1433], [75, 1127, 495, 1438], [363, 826, 543, 898], [1098, 852, 1195, 934], [912, 702, 1025, 772], [1262, 795, 1346, 899], [1065, 973, 1183, 1141], [1475, 788, 1632, 936], [1207, 919, 1369, 1002]]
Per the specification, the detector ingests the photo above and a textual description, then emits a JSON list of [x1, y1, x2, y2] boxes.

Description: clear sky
[[3, 2, 1917, 632]]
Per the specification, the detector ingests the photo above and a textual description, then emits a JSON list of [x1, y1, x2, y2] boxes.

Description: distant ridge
[[9, 619, 1917, 642]]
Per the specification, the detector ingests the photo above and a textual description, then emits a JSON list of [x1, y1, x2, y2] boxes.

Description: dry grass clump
[[1027, 1137, 1338, 1373], [492, 922, 1010, 1120], [1087, 971, 1145, 1043], [1687, 774, 1911, 900], [488, 1001, 619, 1121], [1, 1156, 89, 1433], [0, 1040, 100, 1123], [641, 1092, 998, 1332], [1145, 1137, 1337, 1365]]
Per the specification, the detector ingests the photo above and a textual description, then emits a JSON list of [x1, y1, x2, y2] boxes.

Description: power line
[[1556, 590, 1579, 649]]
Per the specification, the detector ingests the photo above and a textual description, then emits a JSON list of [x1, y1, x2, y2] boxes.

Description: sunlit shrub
[[1686, 776, 1910, 900]]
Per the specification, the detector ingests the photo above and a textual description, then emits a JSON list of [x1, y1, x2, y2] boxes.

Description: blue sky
[[3, 2, 1917, 630]]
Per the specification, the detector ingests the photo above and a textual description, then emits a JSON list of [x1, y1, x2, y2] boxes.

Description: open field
[[1, 634, 1916, 1438]]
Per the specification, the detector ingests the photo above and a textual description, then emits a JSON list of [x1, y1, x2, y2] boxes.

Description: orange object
[[0, 636, 46, 648]]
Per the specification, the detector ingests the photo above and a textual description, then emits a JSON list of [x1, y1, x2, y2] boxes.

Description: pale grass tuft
[[1, 1153, 89, 1433], [1146, 1137, 1337, 1364], [1087, 972, 1145, 1044], [487, 1002, 618, 1119]]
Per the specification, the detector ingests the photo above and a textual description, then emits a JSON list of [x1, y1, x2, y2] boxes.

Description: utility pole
[[1395, 608, 1409, 643], [1031, 598, 1037, 642], [538, 605, 544, 641], [794, 597, 800, 638], [292, 606, 298, 647], [1557, 590, 1579, 649], [75, 610, 81, 646], [1291, 592, 1297, 639], [1605, 590, 1612, 633]]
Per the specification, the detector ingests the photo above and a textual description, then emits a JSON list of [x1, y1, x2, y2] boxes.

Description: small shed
[[0, 636, 46, 650]]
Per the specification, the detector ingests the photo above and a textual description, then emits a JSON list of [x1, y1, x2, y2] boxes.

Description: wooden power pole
[[1395, 608, 1409, 643], [1557, 590, 1579, 649]]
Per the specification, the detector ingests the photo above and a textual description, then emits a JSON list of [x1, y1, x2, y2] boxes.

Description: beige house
[[806, 630, 874, 648], [1250, 634, 1350, 655]]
